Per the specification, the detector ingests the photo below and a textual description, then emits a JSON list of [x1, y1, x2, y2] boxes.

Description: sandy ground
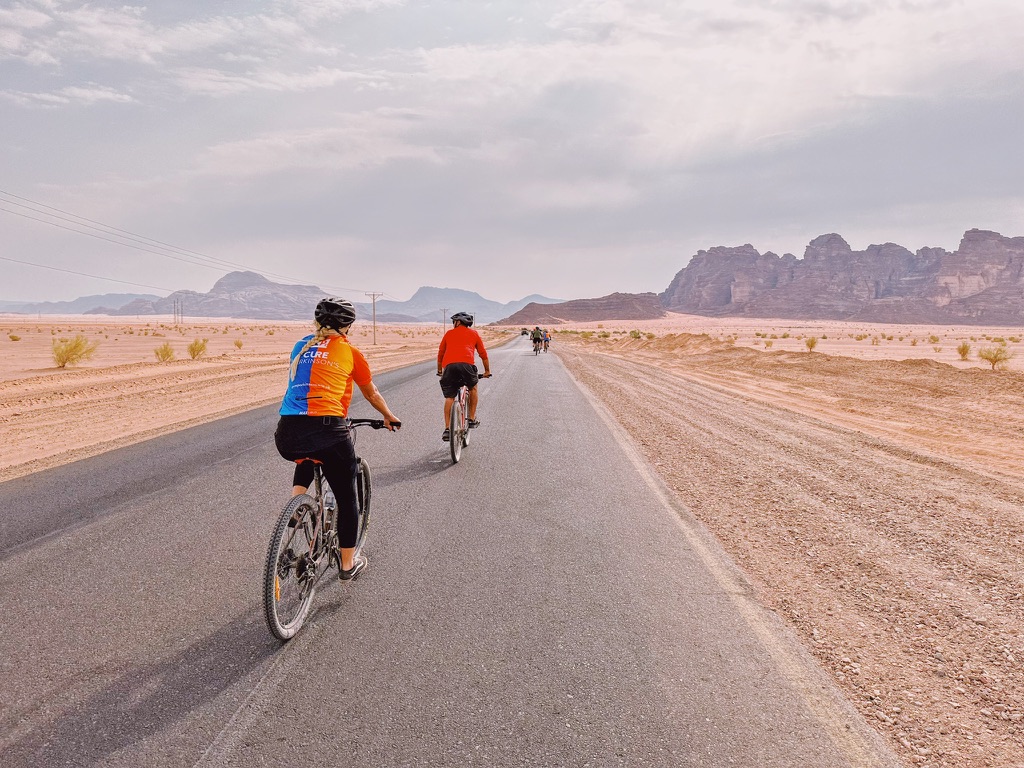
[[3, 313, 1023, 767], [551, 316, 1024, 768]]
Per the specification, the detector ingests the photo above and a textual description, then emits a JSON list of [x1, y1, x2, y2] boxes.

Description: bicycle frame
[[264, 418, 390, 641], [449, 384, 470, 463]]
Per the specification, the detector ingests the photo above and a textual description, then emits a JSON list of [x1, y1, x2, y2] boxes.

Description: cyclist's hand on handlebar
[[386, 418, 401, 431]]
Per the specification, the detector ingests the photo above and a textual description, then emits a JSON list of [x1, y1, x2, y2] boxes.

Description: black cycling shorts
[[439, 362, 478, 398]]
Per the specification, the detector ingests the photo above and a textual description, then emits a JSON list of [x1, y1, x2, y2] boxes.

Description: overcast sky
[[2, 0, 1023, 304]]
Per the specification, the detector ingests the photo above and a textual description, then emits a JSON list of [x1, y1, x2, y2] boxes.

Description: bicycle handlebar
[[348, 418, 401, 430]]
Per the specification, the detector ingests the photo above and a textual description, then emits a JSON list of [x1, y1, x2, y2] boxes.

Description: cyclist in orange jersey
[[437, 311, 491, 442], [275, 297, 400, 581]]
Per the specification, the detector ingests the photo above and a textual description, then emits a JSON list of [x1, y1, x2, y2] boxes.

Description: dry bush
[[805, 336, 818, 352], [8, 334, 20, 341], [187, 338, 209, 359], [978, 345, 1013, 371], [957, 341, 971, 360], [234, 339, 243, 349], [764, 340, 773, 348], [154, 342, 175, 362], [52, 335, 99, 368]]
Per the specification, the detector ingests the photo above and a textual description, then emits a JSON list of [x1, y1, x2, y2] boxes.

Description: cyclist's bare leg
[[468, 386, 479, 420], [291, 485, 306, 497], [443, 396, 454, 427], [339, 546, 356, 571]]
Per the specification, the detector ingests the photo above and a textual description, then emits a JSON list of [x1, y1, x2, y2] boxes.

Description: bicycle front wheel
[[449, 396, 463, 463], [264, 494, 321, 641], [353, 457, 371, 554]]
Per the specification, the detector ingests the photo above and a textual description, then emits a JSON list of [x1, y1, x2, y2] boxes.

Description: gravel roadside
[[556, 337, 1024, 768]]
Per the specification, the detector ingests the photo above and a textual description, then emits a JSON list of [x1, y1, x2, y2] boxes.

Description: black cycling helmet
[[451, 311, 474, 327], [314, 297, 356, 331]]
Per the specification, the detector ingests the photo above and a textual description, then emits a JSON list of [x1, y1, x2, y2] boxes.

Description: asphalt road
[[0, 335, 900, 767]]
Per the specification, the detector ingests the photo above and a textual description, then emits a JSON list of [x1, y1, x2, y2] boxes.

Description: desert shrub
[[929, 334, 940, 344], [580, 331, 594, 339], [267, 330, 274, 335], [8, 334, 20, 341], [645, 333, 656, 340], [764, 340, 773, 348], [871, 336, 880, 346], [597, 331, 610, 339], [770, 334, 778, 339], [992, 337, 1005, 343], [52, 335, 99, 368], [957, 341, 971, 360], [821, 334, 827, 339], [154, 342, 175, 362], [978, 345, 1013, 371], [234, 339, 243, 349], [805, 336, 818, 352], [629, 330, 641, 339], [1009, 336, 1021, 344], [910, 338, 918, 346], [187, 338, 209, 359], [933, 346, 942, 353], [781, 332, 790, 339]]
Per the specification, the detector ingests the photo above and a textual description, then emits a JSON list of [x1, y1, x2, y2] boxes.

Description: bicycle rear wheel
[[264, 494, 321, 640], [353, 457, 371, 554], [449, 394, 463, 463]]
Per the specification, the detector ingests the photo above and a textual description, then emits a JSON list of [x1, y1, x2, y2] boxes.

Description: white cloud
[[1, 82, 132, 106], [172, 65, 381, 97], [193, 110, 443, 177]]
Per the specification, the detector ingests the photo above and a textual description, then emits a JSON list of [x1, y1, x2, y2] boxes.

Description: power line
[[0, 190, 380, 299], [0, 254, 176, 293]]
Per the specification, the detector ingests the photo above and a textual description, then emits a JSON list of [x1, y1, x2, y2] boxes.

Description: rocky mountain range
[[507, 229, 1024, 326], [71, 271, 560, 324], [658, 228, 1024, 325], [8, 229, 1021, 325]]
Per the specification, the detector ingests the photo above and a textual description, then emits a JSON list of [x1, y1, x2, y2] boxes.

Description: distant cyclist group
[[529, 326, 551, 353]]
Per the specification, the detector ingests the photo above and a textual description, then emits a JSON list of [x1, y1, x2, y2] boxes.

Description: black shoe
[[339, 554, 368, 581], [468, 419, 480, 428], [441, 428, 450, 442]]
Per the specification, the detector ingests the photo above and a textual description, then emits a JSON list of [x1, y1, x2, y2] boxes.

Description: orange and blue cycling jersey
[[280, 334, 372, 417], [438, 325, 488, 369]]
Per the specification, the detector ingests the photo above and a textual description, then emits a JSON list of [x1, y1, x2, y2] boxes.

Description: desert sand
[[3, 313, 1022, 767]]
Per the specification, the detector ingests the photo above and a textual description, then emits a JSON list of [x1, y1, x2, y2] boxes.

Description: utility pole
[[365, 292, 383, 345], [440, 308, 448, 328]]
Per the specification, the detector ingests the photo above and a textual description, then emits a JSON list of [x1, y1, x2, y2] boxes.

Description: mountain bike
[[263, 418, 396, 641], [446, 372, 491, 464], [533, 338, 541, 355]]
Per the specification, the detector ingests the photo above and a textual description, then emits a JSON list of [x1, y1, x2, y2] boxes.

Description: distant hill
[[498, 293, 666, 325], [80, 271, 561, 323], [358, 286, 563, 324], [0, 293, 160, 314]]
